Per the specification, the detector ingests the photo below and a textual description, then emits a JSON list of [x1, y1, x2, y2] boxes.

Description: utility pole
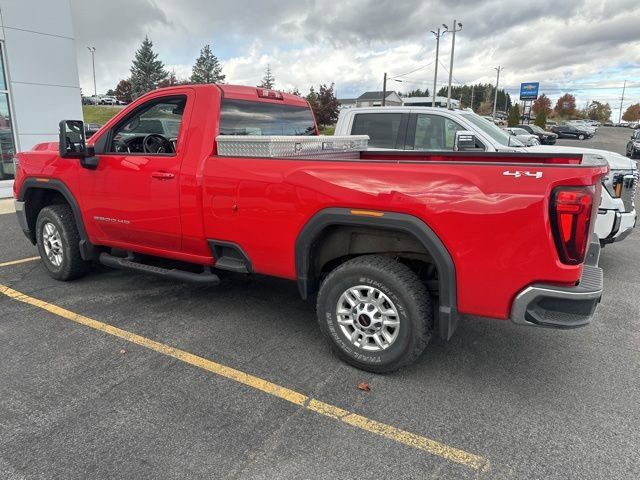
[[443, 20, 462, 109], [430, 28, 445, 108], [470, 84, 475, 111], [382, 72, 387, 106], [618, 80, 626, 124], [87, 46, 97, 103], [492, 66, 502, 120]]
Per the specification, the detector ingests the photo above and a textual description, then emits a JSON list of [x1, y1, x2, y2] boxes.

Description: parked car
[[567, 120, 597, 135], [99, 96, 118, 105], [82, 96, 98, 105], [604, 121, 614, 127], [551, 124, 593, 140], [335, 106, 637, 246], [627, 129, 640, 159], [516, 124, 558, 145], [14, 84, 608, 372], [546, 120, 558, 129], [505, 127, 540, 146]]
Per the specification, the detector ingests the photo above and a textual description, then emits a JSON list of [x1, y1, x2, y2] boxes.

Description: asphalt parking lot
[[1, 126, 639, 479]]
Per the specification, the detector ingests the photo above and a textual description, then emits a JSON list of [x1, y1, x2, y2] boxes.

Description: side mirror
[[454, 130, 483, 152], [59, 120, 87, 158], [59, 120, 98, 169]]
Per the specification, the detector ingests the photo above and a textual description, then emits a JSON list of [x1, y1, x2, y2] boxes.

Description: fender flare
[[18, 178, 98, 260], [295, 207, 459, 340]]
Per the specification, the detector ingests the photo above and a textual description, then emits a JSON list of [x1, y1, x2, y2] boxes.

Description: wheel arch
[[295, 208, 459, 340], [18, 178, 98, 260]]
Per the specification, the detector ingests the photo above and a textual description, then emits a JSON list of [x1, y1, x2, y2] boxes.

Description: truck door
[[80, 92, 192, 252]]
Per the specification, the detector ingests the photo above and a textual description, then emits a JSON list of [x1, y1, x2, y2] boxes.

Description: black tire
[[36, 204, 90, 281], [316, 255, 433, 373], [578, 134, 585, 140]]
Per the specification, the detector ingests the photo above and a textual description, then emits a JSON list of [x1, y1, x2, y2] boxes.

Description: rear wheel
[[36, 204, 90, 281], [316, 255, 433, 373]]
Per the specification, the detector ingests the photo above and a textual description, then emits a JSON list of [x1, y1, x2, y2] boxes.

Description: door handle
[[151, 171, 175, 180]]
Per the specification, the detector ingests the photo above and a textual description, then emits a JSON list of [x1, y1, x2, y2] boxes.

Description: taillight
[[550, 187, 594, 265], [256, 88, 283, 100]]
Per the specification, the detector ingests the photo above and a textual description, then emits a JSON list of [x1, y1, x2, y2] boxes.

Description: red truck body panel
[[14, 84, 607, 321]]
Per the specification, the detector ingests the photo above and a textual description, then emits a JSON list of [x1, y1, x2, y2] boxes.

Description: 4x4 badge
[[503, 170, 543, 179]]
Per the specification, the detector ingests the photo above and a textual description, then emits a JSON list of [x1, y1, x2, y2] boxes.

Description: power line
[[389, 61, 435, 80]]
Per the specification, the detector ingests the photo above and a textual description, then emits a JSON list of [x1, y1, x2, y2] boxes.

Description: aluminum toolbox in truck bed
[[216, 135, 369, 159]]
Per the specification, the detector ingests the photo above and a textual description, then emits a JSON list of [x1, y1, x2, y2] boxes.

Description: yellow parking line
[[0, 283, 490, 472], [0, 256, 40, 268]]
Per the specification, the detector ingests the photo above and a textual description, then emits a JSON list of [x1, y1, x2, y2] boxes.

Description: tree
[[534, 109, 547, 129], [190, 44, 225, 84], [288, 87, 301, 96], [258, 64, 275, 89], [437, 83, 510, 111], [315, 83, 339, 127], [114, 79, 133, 103], [508, 104, 520, 127], [305, 86, 320, 120], [403, 88, 429, 98], [585, 101, 612, 123], [554, 93, 576, 118], [130, 36, 168, 99], [158, 70, 189, 88], [105, 88, 116, 96], [532, 94, 552, 117], [622, 103, 640, 122]]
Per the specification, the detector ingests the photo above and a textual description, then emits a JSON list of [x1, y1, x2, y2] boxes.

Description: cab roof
[[219, 84, 308, 107]]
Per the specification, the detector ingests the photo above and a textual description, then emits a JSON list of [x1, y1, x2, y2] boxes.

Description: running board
[[99, 253, 220, 285]]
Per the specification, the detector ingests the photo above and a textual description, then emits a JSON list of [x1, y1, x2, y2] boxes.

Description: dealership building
[[0, 0, 82, 198]]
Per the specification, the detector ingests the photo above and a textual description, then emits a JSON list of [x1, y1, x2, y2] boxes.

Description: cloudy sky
[[71, 0, 640, 120]]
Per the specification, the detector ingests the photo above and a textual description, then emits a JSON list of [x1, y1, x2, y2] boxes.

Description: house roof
[[357, 91, 399, 100]]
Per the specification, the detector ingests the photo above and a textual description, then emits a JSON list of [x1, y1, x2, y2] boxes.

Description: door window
[[351, 113, 402, 148], [109, 96, 186, 155], [413, 114, 464, 150]]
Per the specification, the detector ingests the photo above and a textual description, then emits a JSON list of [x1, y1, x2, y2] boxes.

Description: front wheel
[[578, 134, 586, 140], [36, 204, 90, 281], [316, 255, 433, 373]]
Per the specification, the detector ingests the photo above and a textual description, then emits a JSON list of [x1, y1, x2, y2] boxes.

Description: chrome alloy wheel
[[336, 285, 400, 351], [42, 222, 63, 267]]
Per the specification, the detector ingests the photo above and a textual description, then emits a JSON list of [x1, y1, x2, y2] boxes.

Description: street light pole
[[430, 28, 445, 108], [492, 66, 502, 120], [87, 46, 97, 103], [443, 20, 462, 109]]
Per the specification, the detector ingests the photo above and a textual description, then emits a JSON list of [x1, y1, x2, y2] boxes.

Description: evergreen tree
[[305, 86, 320, 119], [534, 109, 547, 129], [508, 104, 521, 127], [190, 44, 225, 84], [130, 36, 168, 99], [258, 65, 275, 89]]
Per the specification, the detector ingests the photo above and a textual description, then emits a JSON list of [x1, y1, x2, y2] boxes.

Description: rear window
[[351, 113, 401, 148], [219, 99, 316, 136]]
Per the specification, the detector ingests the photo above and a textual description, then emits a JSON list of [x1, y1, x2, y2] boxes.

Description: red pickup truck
[[14, 84, 606, 372]]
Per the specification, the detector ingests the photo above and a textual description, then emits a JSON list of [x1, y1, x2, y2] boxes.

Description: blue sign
[[520, 82, 539, 100]]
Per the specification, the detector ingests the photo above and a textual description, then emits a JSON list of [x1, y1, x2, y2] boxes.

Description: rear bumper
[[510, 240, 603, 328]]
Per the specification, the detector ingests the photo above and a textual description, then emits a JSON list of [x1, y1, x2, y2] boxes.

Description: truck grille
[[621, 171, 638, 212]]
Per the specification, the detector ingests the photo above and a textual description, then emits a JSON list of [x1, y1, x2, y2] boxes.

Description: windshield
[[528, 124, 545, 133], [460, 113, 525, 147]]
